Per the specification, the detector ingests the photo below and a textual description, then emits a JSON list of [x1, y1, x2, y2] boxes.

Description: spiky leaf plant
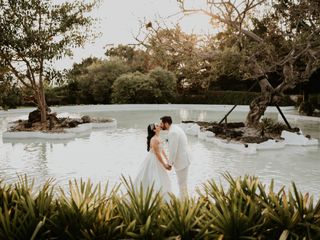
[[81, 184, 124, 240], [261, 182, 320, 239], [199, 174, 265, 239], [0, 176, 54, 239], [117, 177, 163, 239], [50, 179, 112, 239], [161, 194, 209, 239]]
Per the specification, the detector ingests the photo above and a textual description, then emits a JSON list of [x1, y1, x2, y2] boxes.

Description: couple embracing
[[134, 116, 191, 201]]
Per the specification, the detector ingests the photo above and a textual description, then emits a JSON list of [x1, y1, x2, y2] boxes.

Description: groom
[[160, 116, 191, 198]]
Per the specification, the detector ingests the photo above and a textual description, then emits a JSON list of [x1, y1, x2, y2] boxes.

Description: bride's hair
[[147, 123, 156, 152]]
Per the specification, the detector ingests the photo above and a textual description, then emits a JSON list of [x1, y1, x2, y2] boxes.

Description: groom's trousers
[[176, 166, 189, 199]]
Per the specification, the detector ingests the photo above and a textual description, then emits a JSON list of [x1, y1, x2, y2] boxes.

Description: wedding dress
[[134, 146, 172, 201]]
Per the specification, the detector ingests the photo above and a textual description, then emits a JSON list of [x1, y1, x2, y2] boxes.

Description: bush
[[66, 59, 130, 104], [111, 68, 177, 104], [0, 80, 22, 109], [45, 86, 67, 106], [175, 91, 294, 106], [111, 72, 158, 104], [148, 67, 177, 103]]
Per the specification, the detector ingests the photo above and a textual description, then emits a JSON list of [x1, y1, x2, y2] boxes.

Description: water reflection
[[0, 107, 319, 199]]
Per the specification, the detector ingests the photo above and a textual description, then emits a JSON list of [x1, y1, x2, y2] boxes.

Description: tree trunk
[[245, 78, 281, 127], [35, 85, 47, 124], [298, 89, 314, 116]]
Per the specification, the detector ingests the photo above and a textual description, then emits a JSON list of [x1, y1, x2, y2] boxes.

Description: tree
[[0, 0, 99, 124], [178, 0, 320, 126], [208, 47, 246, 90], [105, 44, 151, 73], [77, 59, 130, 104], [135, 23, 211, 92]]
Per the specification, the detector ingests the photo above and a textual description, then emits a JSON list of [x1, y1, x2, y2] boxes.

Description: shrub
[[259, 118, 288, 135], [148, 67, 177, 103], [111, 72, 160, 104], [45, 86, 66, 106], [0, 80, 22, 109], [111, 68, 177, 104], [66, 59, 130, 104], [175, 91, 294, 106]]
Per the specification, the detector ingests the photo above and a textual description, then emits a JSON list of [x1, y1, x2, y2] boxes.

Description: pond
[[0, 105, 319, 198]]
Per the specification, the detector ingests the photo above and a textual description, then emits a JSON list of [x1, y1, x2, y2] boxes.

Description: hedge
[[175, 91, 295, 106]]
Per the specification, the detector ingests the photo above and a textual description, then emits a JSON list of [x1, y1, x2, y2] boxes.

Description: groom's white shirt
[[168, 124, 191, 171]]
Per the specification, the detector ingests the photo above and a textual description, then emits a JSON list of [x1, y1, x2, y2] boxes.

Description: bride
[[134, 123, 172, 200]]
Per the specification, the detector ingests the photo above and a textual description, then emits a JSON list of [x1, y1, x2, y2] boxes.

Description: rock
[[24, 122, 32, 128], [225, 130, 243, 138], [241, 136, 269, 143], [48, 113, 60, 130], [60, 119, 69, 128], [207, 125, 224, 135], [226, 122, 245, 128], [28, 109, 42, 123], [81, 115, 91, 123], [68, 119, 81, 128]]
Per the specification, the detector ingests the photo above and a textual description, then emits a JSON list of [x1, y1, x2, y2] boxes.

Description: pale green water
[[0, 105, 319, 198]]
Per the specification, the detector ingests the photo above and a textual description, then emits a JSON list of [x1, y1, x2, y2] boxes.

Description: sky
[[55, 0, 215, 69]]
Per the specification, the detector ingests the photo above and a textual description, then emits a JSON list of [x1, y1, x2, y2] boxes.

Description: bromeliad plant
[[161, 194, 209, 239], [116, 177, 163, 239], [0, 173, 319, 239], [260, 181, 320, 239], [49, 179, 122, 239], [0, 176, 54, 240], [198, 173, 265, 239]]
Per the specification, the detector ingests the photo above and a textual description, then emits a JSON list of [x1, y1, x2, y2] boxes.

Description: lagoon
[[0, 105, 319, 197]]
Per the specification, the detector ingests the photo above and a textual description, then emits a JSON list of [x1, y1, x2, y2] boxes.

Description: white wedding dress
[[134, 146, 172, 201]]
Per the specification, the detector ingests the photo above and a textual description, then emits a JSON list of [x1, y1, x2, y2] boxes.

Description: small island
[[180, 118, 318, 154], [3, 108, 117, 140]]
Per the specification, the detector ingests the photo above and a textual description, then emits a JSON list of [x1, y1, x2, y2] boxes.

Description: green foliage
[[111, 68, 177, 104], [111, 72, 156, 104], [105, 45, 150, 73], [198, 174, 265, 239], [259, 118, 289, 135], [112, 68, 176, 104], [142, 25, 212, 92], [209, 48, 245, 85], [0, 79, 22, 109], [148, 67, 177, 103], [44, 86, 66, 106], [257, 181, 320, 239], [0, 176, 54, 239], [175, 91, 259, 105], [117, 177, 163, 239], [50, 179, 121, 239], [0, 0, 99, 118], [0, 174, 320, 239], [175, 91, 294, 105], [67, 59, 130, 104], [162, 196, 208, 239]]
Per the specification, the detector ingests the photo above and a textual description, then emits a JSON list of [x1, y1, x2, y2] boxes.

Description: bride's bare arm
[[152, 138, 171, 170], [161, 148, 168, 161]]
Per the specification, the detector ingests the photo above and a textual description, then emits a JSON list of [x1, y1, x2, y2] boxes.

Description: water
[[0, 105, 319, 198]]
